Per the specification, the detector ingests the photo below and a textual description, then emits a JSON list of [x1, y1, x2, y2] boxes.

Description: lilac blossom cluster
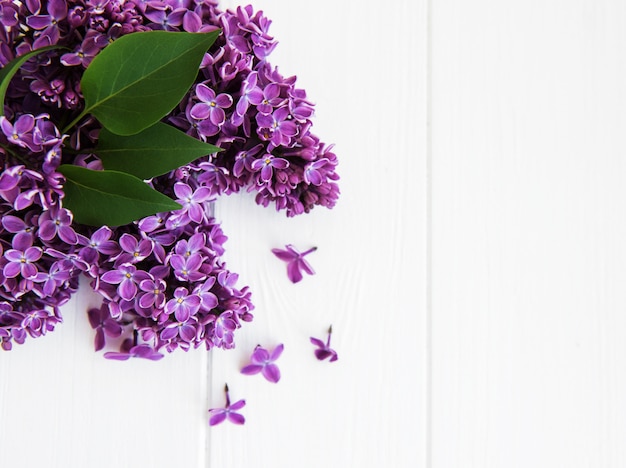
[[0, 0, 339, 354], [0, 116, 82, 350]]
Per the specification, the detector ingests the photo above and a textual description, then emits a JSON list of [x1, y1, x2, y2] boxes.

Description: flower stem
[[302, 246, 317, 256], [62, 108, 89, 134], [0, 143, 32, 168]]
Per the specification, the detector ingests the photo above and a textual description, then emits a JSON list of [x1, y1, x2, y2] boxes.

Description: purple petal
[[230, 399, 246, 411], [251, 347, 270, 363], [174, 306, 190, 323], [104, 352, 131, 361], [256, 114, 273, 128], [101, 270, 125, 284], [139, 292, 156, 309], [183, 10, 202, 32], [279, 121, 298, 137], [298, 258, 315, 276], [3, 262, 20, 278], [271, 157, 289, 169], [270, 343, 284, 360], [227, 412, 245, 425], [264, 83, 280, 100], [190, 102, 210, 120], [180, 324, 196, 342], [59, 226, 78, 245], [103, 320, 123, 337], [49, 0, 67, 19], [2, 215, 26, 232], [160, 326, 178, 341], [287, 261, 303, 283], [173, 182, 192, 199], [310, 337, 325, 347], [24, 247, 43, 262], [195, 83, 215, 102], [260, 164, 273, 182], [26, 14, 52, 29], [261, 363, 281, 383], [305, 169, 323, 185], [241, 364, 263, 375], [272, 248, 297, 262], [21, 262, 37, 278], [87, 307, 102, 329], [169, 254, 185, 271], [118, 280, 137, 301], [209, 107, 225, 126], [119, 233, 138, 252], [315, 349, 333, 361], [209, 411, 226, 426], [215, 94, 233, 108], [94, 329, 105, 351], [200, 292, 218, 310]]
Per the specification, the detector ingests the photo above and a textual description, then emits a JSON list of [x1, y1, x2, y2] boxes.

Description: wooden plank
[[0, 277, 209, 468], [431, 1, 626, 466], [210, 0, 427, 466]]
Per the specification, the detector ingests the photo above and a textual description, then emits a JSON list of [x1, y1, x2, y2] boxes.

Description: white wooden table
[[3, 0, 626, 466]]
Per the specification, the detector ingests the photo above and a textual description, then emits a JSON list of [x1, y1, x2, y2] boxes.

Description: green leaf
[[0, 46, 63, 117], [58, 165, 181, 227], [80, 30, 220, 135], [96, 121, 221, 179]]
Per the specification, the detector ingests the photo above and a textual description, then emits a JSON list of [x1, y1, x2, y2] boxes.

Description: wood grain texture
[[431, 1, 626, 467], [210, 1, 426, 467], [0, 1, 425, 468], [0, 277, 209, 468]]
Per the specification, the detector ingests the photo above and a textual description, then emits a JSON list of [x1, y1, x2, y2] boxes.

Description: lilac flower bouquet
[[0, 0, 339, 356]]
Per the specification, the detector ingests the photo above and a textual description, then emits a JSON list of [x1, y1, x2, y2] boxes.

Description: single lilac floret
[[310, 325, 338, 362], [271, 244, 316, 283], [241, 343, 284, 383], [208, 383, 246, 426], [87, 303, 123, 351]]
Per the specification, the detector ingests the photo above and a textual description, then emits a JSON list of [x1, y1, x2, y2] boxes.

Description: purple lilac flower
[[160, 316, 197, 342], [37, 206, 79, 245], [77, 226, 119, 264], [271, 244, 316, 283], [3, 236, 43, 279], [310, 325, 338, 362], [241, 343, 284, 383], [0, 0, 338, 355], [173, 182, 213, 224], [169, 253, 205, 282], [26, 0, 68, 43], [138, 277, 167, 310], [116, 233, 153, 264], [164, 287, 200, 322], [1, 115, 36, 150], [87, 303, 123, 351], [251, 154, 289, 182], [33, 261, 71, 297], [100, 264, 150, 301], [208, 383, 246, 426], [190, 83, 233, 125], [256, 106, 298, 148]]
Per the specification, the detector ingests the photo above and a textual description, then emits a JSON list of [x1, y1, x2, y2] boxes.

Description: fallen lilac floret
[[271, 244, 316, 283], [241, 343, 284, 383], [208, 384, 246, 426], [310, 325, 338, 362]]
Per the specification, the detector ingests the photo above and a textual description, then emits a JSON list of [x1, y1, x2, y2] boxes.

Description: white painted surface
[[0, 1, 425, 467], [5, 0, 626, 467], [431, 1, 626, 467]]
